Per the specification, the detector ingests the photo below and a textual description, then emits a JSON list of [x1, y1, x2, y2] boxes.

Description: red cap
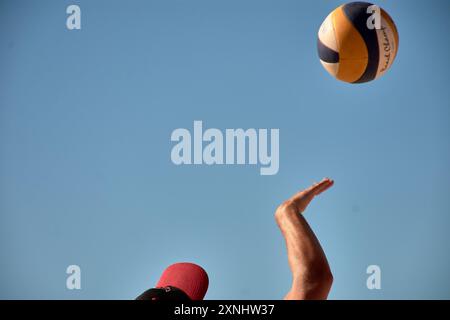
[[156, 262, 209, 300]]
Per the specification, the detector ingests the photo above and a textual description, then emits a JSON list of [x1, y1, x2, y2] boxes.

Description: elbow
[[319, 267, 333, 291], [293, 264, 334, 300], [306, 263, 333, 288], [314, 262, 333, 289], [310, 265, 333, 299]]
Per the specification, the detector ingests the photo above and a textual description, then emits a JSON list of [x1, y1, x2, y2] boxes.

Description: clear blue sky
[[1, 0, 449, 299]]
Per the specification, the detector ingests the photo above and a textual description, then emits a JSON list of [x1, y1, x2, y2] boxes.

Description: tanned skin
[[275, 178, 334, 300]]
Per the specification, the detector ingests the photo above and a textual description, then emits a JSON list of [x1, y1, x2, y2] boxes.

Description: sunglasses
[[136, 286, 191, 301]]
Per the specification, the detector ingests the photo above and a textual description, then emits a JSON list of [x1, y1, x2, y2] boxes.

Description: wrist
[[275, 201, 300, 224]]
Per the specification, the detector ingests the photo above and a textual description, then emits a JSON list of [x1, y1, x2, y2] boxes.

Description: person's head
[[136, 262, 209, 301]]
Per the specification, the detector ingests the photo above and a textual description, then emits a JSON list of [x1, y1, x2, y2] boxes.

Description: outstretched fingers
[[312, 178, 334, 195], [291, 178, 334, 202]]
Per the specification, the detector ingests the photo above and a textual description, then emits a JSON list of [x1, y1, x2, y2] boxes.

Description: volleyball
[[317, 2, 399, 83]]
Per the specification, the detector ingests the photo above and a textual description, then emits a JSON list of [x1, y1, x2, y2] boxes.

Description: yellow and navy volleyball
[[317, 2, 399, 83]]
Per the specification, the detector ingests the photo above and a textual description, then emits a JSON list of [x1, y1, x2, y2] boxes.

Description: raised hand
[[286, 178, 334, 214]]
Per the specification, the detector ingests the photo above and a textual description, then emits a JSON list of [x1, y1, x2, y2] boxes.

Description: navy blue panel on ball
[[342, 1, 380, 83], [317, 39, 339, 63]]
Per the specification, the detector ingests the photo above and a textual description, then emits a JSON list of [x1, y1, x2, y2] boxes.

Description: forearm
[[276, 202, 333, 299]]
